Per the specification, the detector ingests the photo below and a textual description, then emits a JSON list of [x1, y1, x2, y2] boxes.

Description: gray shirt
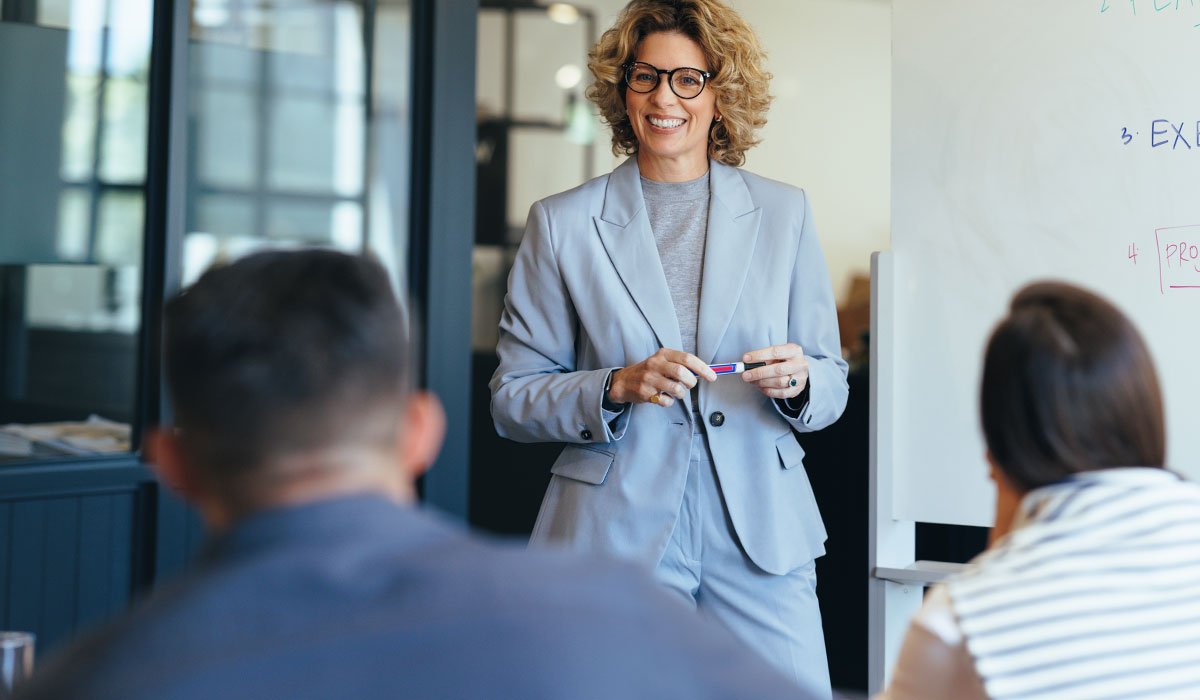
[[601, 169, 805, 420], [600, 172, 711, 419], [640, 171, 710, 357]]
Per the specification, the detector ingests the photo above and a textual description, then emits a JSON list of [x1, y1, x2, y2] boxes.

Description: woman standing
[[490, 1, 847, 694]]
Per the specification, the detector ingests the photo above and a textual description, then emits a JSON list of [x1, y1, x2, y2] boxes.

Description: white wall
[[740, 0, 890, 303]]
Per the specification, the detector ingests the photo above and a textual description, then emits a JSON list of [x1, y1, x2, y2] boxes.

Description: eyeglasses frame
[[621, 61, 714, 100]]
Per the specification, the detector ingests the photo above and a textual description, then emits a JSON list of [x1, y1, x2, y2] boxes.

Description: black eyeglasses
[[622, 61, 713, 99]]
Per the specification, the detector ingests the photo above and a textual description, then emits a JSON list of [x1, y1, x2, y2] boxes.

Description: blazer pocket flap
[[550, 446, 614, 485], [775, 433, 806, 470]]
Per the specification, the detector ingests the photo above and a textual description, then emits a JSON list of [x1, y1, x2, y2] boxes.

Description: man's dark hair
[[980, 281, 1165, 492], [163, 249, 411, 493]]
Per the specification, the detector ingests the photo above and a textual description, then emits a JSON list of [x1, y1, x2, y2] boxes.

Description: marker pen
[[708, 361, 766, 375]]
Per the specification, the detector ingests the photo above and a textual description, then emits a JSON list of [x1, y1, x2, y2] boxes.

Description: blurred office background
[[0, 0, 431, 650], [1, 0, 918, 694]]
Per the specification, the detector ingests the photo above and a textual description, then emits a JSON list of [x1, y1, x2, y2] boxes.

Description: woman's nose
[[649, 78, 677, 104]]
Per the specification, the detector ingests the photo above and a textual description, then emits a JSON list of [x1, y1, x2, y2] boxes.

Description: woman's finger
[[742, 343, 803, 364], [743, 360, 802, 383], [653, 350, 715, 383], [655, 377, 689, 400], [671, 363, 699, 389], [642, 359, 692, 396], [647, 390, 675, 407], [749, 377, 794, 392], [634, 374, 686, 402], [761, 387, 790, 399], [678, 353, 718, 382]]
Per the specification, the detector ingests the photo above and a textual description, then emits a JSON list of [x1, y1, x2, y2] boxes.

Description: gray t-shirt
[[640, 171, 710, 357]]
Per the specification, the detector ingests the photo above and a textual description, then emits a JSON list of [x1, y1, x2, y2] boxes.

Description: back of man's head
[[162, 249, 413, 511]]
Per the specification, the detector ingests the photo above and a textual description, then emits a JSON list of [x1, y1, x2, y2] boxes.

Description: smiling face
[[625, 31, 718, 182]]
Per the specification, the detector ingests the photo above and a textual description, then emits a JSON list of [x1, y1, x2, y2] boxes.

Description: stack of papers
[[0, 415, 131, 457]]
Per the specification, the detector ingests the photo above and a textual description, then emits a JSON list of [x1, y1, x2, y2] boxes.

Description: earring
[[715, 114, 722, 122]]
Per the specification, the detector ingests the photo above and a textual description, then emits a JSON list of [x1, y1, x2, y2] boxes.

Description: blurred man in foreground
[[19, 249, 809, 700]]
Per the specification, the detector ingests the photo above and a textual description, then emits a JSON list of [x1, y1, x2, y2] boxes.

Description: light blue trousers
[[655, 428, 832, 699]]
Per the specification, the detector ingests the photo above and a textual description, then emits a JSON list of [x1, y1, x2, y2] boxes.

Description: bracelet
[[602, 370, 625, 410]]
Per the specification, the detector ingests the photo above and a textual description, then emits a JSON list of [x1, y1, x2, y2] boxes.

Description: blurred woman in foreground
[[880, 281, 1200, 700]]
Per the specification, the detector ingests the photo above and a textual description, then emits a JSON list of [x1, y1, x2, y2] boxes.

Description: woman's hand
[[741, 343, 809, 400], [609, 349, 717, 408]]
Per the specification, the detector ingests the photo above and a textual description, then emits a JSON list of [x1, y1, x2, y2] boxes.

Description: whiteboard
[[892, 0, 1200, 526]]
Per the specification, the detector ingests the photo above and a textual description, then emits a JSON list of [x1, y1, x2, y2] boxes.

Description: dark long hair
[[980, 282, 1165, 492]]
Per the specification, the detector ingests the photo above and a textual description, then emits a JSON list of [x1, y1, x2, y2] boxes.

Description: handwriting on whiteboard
[[1120, 121, 1199, 148], [1101, 0, 1200, 27], [1155, 225, 1200, 293]]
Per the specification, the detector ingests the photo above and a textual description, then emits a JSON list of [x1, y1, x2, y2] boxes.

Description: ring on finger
[[649, 393, 661, 405], [788, 376, 798, 388]]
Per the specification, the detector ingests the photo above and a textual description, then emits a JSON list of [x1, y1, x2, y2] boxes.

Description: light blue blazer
[[490, 157, 849, 576]]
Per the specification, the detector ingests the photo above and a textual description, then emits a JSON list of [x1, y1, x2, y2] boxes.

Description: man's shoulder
[[20, 503, 808, 699], [445, 543, 807, 696]]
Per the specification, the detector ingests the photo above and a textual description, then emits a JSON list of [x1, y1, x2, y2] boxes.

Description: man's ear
[[144, 428, 204, 504], [397, 391, 446, 481]]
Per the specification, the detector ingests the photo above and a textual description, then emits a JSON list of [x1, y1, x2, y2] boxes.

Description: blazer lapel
[[594, 157, 684, 352], [696, 160, 762, 364]]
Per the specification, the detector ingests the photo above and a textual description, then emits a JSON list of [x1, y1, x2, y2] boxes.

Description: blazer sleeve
[[772, 191, 850, 432], [489, 200, 631, 445]]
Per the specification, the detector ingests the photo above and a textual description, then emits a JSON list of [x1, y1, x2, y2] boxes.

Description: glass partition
[[0, 0, 412, 464], [0, 0, 152, 461], [183, 0, 412, 287], [469, 1, 605, 534]]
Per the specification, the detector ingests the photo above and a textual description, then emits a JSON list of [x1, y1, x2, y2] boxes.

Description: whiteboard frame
[[867, 251, 920, 692]]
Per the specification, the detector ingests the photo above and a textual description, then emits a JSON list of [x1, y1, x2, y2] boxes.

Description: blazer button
[[708, 411, 725, 427], [580, 429, 593, 441]]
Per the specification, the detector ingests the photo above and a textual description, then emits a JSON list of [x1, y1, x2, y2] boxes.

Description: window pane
[[512, 12, 587, 123], [99, 77, 149, 183], [476, 11, 505, 118], [25, 264, 139, 334], [37, 0, 74, 29], [366, 2, 412, 286], [61, 73, 99, 181], [470, 4, 599, 532], [55, 188, 91, 261], [192, 84, 258, 189], [267, 95, 338, 192], [0, 1, 149, 460], [105, 0, 152, 77], [507, 128, 584, 236], [96, 191, 144, 266], [193, 193, 256, 238], [185, 0, 409, 289], [265, 198, 359, 247]]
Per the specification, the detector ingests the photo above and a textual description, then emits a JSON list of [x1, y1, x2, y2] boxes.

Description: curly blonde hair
[[586, 0, 772, 167]]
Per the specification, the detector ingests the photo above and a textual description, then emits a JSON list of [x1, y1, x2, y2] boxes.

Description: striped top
[[947, 468, 1200, 700]]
